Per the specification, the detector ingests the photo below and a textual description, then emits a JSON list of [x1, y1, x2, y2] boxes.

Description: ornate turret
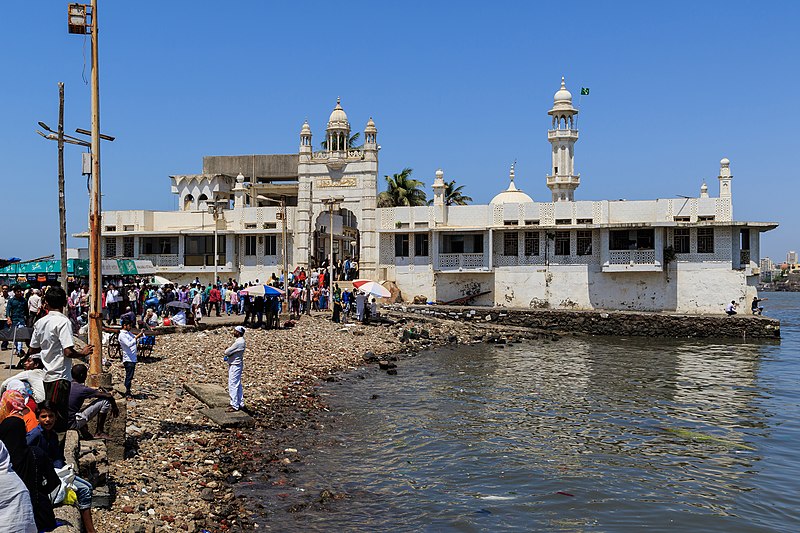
[[364, 117, 378, 151], [233, 172, 248, 209], [299, 120, 312, 156], [326, 97, 350, 152], [546, 77, 580, 202]]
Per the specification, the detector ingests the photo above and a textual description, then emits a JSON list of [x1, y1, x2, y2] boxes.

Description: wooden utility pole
[[88, 0, 104, 381], [57, 82, 68, 289]]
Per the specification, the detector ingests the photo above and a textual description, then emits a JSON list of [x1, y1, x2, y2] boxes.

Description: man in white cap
[[223, 326, 246, 412]]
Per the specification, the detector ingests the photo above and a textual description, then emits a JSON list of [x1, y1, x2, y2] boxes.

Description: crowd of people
[[1, 285, 102, 533], [0, 258, 388, 531]]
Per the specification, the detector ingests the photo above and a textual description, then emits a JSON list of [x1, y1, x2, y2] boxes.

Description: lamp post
[[36, 120, 113, 289], [207, 199, 227, 287], [67, 0, 107, 382], [256, 195, 289, 310]]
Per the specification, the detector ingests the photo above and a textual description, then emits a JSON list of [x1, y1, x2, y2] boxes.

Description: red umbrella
[[352, 279, 391, 298]]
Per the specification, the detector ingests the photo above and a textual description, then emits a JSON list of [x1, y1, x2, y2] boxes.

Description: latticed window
[[524, 231, 540, 256], [503, 232, 518, 256], [104, 238, 117, 258], [555, 231, 571, 256], [697, 228, 714, 253], [577, 230, 592, 255], [673, 228, 690, 253], [122, 237, 134, 258]]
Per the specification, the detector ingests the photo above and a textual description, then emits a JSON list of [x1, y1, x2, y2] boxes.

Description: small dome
[[236, 172, 245, 183], [490, 164, 533, 204], [300, 120, 311, 135], [364, 116, 377, 133], [554, 77, 572, 103], [328, 97, 349, 126], [720, 157, 730, 166], [700, 182, 708, 190]]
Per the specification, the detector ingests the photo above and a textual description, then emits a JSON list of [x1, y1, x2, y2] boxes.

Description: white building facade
[[89, 82, 776, 313]]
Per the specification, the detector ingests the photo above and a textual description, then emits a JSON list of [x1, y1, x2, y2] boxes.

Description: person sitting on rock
[[26, 402, 98, 533], [0, 354, 46, 406], [67, 364, 118, 440]]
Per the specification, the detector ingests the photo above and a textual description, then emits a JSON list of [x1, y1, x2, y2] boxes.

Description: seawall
[[385, 305, 781, 339]]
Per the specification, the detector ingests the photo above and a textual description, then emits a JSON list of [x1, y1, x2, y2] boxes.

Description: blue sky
[[2, 1, 798, 261]]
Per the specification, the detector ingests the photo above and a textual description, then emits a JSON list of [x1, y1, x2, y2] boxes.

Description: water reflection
[[246, 294, 800, 532]]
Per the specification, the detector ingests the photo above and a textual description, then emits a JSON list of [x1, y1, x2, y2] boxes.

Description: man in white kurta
[[224, 326, 246, 411]]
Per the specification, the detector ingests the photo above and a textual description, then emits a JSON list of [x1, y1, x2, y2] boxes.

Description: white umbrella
[[242, 285, 284, 297], [151, 275, 174, 286], [352, 279, 391, 298]]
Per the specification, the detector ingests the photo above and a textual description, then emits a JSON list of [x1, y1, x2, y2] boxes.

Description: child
[[27, 402, 98, 533]]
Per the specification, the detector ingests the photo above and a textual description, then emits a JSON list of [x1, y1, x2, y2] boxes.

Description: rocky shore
[[93, 312, 542, 532]]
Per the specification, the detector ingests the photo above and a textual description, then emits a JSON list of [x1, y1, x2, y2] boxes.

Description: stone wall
[[385, 304, 781, 339]]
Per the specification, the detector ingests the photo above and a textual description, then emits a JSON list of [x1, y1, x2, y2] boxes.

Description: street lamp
[[256, 195, 289, 308], [67, 0, 108, 385], [322, 196, 344, 286], [207, 198, 228, 287], [37, 111, 113, 289]]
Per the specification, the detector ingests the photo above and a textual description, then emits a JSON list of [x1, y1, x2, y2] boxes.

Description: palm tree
[[320, 132, 362, 151], [377, 168, 428, 207], [427, 179, 472, 206]]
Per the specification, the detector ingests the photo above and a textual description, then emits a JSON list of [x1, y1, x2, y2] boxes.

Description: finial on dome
[[509, 161, 516, 182], [337, 96, 341, 105], [561, 76, 566, 88]]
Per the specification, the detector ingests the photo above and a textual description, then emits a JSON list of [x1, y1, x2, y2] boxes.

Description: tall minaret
[[546, 77, 580, 202]]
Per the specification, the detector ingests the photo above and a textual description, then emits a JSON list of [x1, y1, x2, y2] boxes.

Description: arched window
[[183, 194, 194, 211], [198, 194, 209, 210]]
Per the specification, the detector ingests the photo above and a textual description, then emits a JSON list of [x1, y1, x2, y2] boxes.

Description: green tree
[[320, 132, 362, 150], [427, 179, 472, 206], [377, 168, 428, 207]]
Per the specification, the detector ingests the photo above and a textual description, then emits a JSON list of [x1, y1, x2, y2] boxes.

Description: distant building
[[760, 257, 774, 272], [83, 79, 778, 313], [787, 251, 798, 265]]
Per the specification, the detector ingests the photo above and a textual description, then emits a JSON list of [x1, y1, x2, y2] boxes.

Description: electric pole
[[58, 83, 68, 289]]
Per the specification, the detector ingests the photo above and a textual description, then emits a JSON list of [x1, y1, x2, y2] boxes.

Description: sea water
[[249, 292, 799, 532]]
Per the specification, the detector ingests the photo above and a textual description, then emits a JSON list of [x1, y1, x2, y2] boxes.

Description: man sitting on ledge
[[68, 364, 118, 440], [725, 301, 738, 316]]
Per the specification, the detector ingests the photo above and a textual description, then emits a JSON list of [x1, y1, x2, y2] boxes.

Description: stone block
[[92, 485, 112, 509], [198, 407, 255, 428]]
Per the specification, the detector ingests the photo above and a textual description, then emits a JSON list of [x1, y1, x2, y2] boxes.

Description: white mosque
[[89, 79, 776, 313]]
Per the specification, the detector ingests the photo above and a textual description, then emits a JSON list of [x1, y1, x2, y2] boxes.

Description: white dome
[[490, 186, 534, 205], [328, 97, 349, 125], [720, 157, 730, 166], [300, 120, 311, 134], [554, 77, 572, 103], [490, 165, 533, 204]]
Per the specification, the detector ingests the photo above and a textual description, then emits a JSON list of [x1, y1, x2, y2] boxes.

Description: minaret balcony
[[546, 174, 580, 186], [548, 129, 579, 140]]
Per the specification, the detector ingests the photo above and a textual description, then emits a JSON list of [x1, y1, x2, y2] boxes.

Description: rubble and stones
[[93, 311, 514, 531]]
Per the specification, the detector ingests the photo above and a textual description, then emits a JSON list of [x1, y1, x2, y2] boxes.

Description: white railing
[[609, 250, 657, 265], [139, 254, 180, 267], [436, 253, 486, 271], [547, 129, 579, 138]]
